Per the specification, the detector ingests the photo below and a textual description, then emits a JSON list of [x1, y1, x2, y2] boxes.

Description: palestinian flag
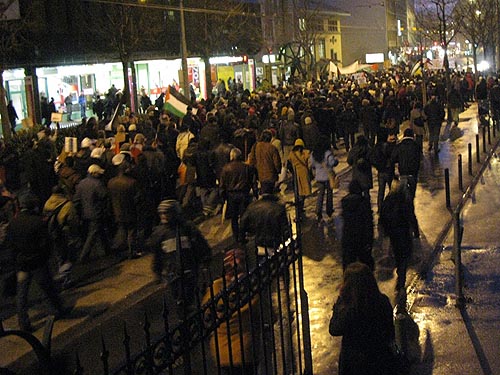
[[164, 86, 191, 118]]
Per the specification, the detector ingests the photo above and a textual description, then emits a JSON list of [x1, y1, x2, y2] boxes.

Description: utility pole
[[179, 0, 190, 101]]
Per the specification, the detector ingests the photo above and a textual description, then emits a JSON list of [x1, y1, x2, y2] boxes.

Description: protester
[[347, 135, 373, 198], [248, 129, 281, 195], [329, 262, 396, 375], [424, 95, 445, 155], [287, 138, 311, 217], [7, 192, 70, 331], [310, 136, 339, 223]]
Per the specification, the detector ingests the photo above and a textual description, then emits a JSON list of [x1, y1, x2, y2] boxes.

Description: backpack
[[46, 201, 69, 238]]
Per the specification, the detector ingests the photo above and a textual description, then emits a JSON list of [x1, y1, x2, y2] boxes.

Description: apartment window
[[318, 39, 326, 59], [328, 19, 339, 32]]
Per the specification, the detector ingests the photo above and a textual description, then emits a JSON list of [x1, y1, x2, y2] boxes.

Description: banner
[[0, 0, 20, 20]]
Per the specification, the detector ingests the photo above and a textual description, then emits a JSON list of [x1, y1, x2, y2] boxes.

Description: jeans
[[227, 191, 250, 243], [17, 264, 63, 330], [316, 181, 333, 219]]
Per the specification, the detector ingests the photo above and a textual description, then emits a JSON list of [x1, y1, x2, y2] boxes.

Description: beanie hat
[[304, 117, 312, 125], [157, 199, 182, 218], [294, 138, 305, 147], [88, 164, 105, 175], [81, 137, 92, 148]]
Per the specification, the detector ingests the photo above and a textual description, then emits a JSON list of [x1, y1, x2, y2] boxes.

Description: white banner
[[0, 0, 21, 20]]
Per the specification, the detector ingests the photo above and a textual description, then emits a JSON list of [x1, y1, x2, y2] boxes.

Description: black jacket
[[240, 195, 290, 249], [391, 137, 420, 176]]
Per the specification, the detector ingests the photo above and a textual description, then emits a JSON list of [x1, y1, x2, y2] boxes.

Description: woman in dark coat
[[347, 135, 373, 197], [329, 262, 396, 375]]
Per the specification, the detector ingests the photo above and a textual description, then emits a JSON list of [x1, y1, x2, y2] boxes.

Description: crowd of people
[[1, 66, 499, 372]]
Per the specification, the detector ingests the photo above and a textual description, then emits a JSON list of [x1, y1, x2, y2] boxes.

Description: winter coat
[[107, 174, 138, 224], [73, 175, 109, 221], [43, 193, 79, 240], [301, 122, 321, 150], [279, 120, 300, 146], [339, 109, 359, 134], [248, 141, 281, 183], [199, 122, 220, 150], [391, 137, 420, 177], [310, 150, 338, 183], [424, 100, 445, 129], [409, 108, 426, 137], [176, 130, 195, 160], [359, 105, 379, 133], [329, 292, 396, 375], [288, 149, 311, 197], [341, 192, 373, 249], [219, 160, 255, 197], [6, 211, 50, 272], [369, 140, 396, 174], [194, 148, 217, 188], [240, 195, 290, 249], [347, 144, 373, 190]]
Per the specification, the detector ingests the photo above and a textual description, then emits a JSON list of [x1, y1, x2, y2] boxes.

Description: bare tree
[[83, 2, 164, 112], [453, 0, 497, 74], [185, 0, 262, 98], [0, 3, 41, 140], [415, 0, 458, 101]]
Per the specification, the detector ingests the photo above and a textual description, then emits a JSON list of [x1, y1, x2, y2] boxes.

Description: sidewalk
[[407, 148, 500, 375], [1, 102, 498, 374]]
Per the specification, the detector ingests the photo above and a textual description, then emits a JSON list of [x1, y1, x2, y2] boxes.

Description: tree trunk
[[473, 47, 478, 81], [121, 59, 131, 109], [203, 55, 212, 100], [0, 70, 12, 141], [130, 61, 139, 114]]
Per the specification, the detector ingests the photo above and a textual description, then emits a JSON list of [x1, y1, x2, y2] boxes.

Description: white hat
[[81, 137, 93, 148], [88, 164, 105, 175], [90, 147, 104, 159], [304, 117, 312, 125], [112, 153, 126, 166], [128, 124, 137, 131]]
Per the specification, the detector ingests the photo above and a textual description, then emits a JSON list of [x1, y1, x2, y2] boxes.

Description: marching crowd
[[1, 66, 500, 373]]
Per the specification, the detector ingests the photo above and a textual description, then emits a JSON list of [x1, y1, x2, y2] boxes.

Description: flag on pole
[[164, 86, 192, 118], [411, 61, 422, 77]]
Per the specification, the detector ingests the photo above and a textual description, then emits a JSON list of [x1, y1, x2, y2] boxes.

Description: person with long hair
[[329, 262, 396, 375], [310, 136, 339, 223]]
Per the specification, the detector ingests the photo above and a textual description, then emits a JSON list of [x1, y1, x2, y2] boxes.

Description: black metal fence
[[70, 234, 313, 375]]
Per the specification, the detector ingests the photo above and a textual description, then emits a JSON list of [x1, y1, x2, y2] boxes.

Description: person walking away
[[341, 181, 374, 271], [73, 164, 111, 261], [147, 199, 211, 313], [43, 185, 80, 288], [6, 192, 70, 331], [447, 86, 462, 128], [359, 99, 379, 146], [390, 128, 420, 237], [409, 101, 426, 153], [78, 92, 87, 118], [248, 130, 281, 196], [64, 94, 73, 121], [310, 136, 339, 223], [287, 138, 311, 219], [7, 100, 19, 134], [347, 135, 373, 198], [279, 110, 300, 163], [424, 95, 445, 154], [379, 179, 415, 310], [194, 139, 219, 217], [369, 134, 397, 213], [239, 187, 290, 265], [339, 102, 359, 152], [220, 148, 256, 244], [329, 262, 397, 375], [203, 248, 260, 375]]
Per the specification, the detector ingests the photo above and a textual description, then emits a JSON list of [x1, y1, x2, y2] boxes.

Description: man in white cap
[[73, 164, 111, 261]]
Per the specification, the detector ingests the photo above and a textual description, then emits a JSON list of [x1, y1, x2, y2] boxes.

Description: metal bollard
[[458, 154, 463, 191], [445, 168, 451, 208], [468, 143, 473, 176], [476, 134, 480, 163], [482, 126, 487, 153]]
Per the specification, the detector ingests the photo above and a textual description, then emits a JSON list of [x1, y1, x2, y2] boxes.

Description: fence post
[[476, 134, 480, 163], [453, 209, 465, 308], [487, 122, 491, 144], [445, 168, 451, 208], [292, 169, 313, 375], [458, 154, 463, 191], [468, 143, 473, 176]]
